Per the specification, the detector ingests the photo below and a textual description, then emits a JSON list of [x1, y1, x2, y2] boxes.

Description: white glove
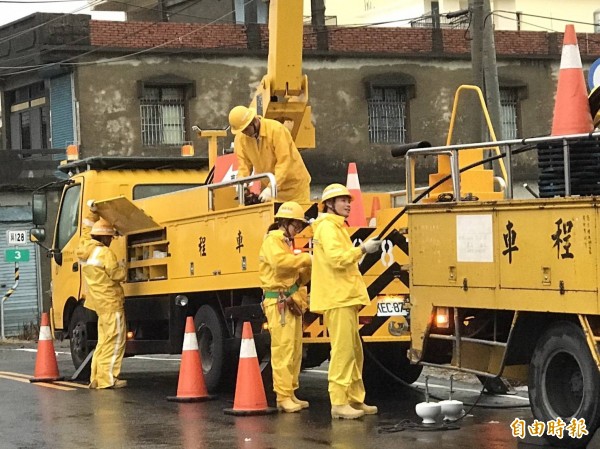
[[258, 187, 272, 202], [86, 199, 97, 212], [361, 239, 381, 254]]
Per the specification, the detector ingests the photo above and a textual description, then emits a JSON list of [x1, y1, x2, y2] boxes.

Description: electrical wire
[[0, 0, 257, 75], [0, 9, 437, 76]]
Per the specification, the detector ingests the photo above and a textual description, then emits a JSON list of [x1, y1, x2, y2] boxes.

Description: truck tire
[[69, 306, 93, 380], [363, 343, 423, 391], [529, 321, 600, 448], [194, 305, 231, 393]]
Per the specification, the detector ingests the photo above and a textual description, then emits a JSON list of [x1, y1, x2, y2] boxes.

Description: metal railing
[[404, 132, 600, 204], [409, 13, 469, 29], [206, 173, 277, 211]]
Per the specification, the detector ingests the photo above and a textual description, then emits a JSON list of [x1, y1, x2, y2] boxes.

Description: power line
[[0, 0, 256, 76]]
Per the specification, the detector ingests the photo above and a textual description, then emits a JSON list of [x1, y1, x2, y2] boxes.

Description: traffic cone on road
[[30, 313, 63, 382], [551, 24, 593, 135], [224, 322, 277, 416], [368, 197, 381, 227], [346, 162, 367, 227], [167, 316, 215, 402]]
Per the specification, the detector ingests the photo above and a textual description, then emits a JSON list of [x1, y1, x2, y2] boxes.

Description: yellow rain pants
[[264, 303, 303, 401], [324, 306, 366, 406], [91, 310, 126, 389]]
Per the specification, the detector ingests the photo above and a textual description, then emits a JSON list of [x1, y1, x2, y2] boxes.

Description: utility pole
[[311, 0, 328, 51], [470, 0, 485, 141], [481, 0, 503, 140], [469, 0, 502, 141]]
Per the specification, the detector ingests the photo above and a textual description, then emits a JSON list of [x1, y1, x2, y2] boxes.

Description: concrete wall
[[75, 52, 556, 184]]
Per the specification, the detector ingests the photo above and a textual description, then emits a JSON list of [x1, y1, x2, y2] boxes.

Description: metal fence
[[140, 102, 186, 146], [367, 98, 407, 144], [409, 13, 469, 29]]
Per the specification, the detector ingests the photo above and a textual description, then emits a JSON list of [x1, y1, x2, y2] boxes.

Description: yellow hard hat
[[275, 201, 307, 222], [91, 218, 116, 236], [321, 183, 353, 203], [229, 106, 256, 134]]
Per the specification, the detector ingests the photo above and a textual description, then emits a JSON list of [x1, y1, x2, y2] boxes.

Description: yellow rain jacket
[[77, 212, 126, 314], [259, 229, 311, 310], [259, 229, 311, 402], [309, 213, 369, 313], [234, 117, 311, 202]]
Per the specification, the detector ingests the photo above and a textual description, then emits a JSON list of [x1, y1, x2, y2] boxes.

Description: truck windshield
[[56, 184, 81, 250]]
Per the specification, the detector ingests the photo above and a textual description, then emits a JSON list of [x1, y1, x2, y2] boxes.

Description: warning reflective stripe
[[560, 45, 582, 69], [182, 333, 199, 351], [239, 338, 257, 359], [39, 327, 52, 341], [86, 247, 104, 268]]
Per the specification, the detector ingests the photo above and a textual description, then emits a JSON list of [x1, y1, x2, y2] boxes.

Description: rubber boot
[[292, 394, 309, 409], [109, 379, 127, 389], [331, 404, 365, 420], [351, 402, 378, 415], [277, 397, 302, 413]]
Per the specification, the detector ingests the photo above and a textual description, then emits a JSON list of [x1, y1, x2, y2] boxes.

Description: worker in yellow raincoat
[[259, 201, 312, 413], [228, 105, 311, 203], [310, 184, 381, 419], [77, 201, 127, 389]]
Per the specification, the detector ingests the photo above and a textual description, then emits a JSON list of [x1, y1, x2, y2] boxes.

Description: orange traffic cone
[[30, 313, 63, 382], [168, 316, 215, 402], [224, 322, 277, 416], [551, 24, 593, 135], [368, 197, 381, 227], [346, 162, 367, 227]]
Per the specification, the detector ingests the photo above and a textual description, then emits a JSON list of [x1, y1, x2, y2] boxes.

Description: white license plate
[[376, 300, 408, 317]]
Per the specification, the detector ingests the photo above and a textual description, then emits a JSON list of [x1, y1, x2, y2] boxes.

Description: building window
[[500, 88, 520, 140], [367, 86, 408, 144], [595, 10, 600, 33], [140, 86, 186, 146], [20, 111, 31, 150]]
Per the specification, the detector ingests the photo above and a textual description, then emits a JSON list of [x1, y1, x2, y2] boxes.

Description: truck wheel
[[69, 306, 92, 380], [363, 343, 424, 391], [529, 321, 600, 448], [194, 305, 230, 393]]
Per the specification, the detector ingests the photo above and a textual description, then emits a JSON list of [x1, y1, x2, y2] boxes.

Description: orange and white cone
[[368, 197, 381, 227], [551, 24, 593, 135], [30, 313, 63, 382], [346, 162, 367, 227], [224, 322, 277, 416], [167, 316, 215, 402]]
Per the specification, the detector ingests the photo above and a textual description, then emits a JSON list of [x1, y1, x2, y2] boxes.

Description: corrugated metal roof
[[0, 206, 32, 222]]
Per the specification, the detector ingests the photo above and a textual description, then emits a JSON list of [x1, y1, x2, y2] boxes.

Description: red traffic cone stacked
[[224, 322, 277, 416], [551, 24, 593, 135], [30, 313, 63, 382], [167, 316, 215, 402], [368, 197, 381, 227], [346, 162, 367, 227]]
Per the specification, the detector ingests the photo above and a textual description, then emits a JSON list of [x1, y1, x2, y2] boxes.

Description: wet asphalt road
[[0, 340, 572, 449]]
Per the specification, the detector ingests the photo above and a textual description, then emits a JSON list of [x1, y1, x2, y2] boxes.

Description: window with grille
[[367, 86, 408, 144], [140, 86, 186, 146], [500, 88, 519, 140]]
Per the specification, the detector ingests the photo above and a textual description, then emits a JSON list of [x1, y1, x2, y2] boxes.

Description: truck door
[[51, 182, 83, 331]]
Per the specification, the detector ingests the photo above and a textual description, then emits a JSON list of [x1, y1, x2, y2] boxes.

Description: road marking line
[[0, 372, 75, 391], [55, 381, 88, 389]]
